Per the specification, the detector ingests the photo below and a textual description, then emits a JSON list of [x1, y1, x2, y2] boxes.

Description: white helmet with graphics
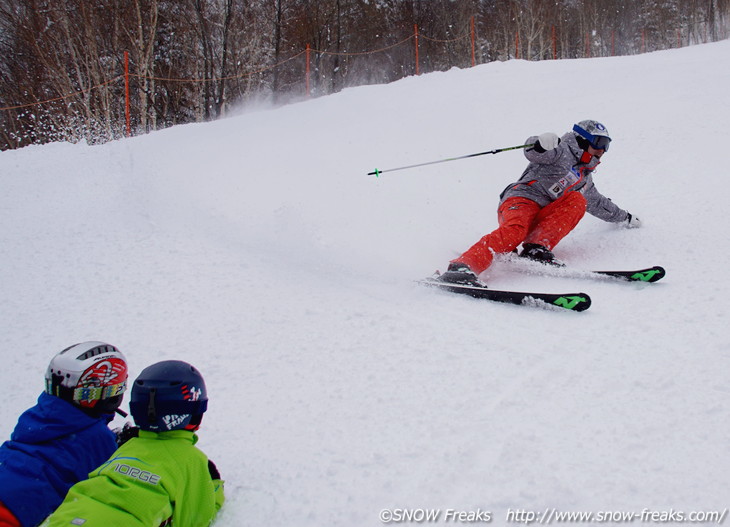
[[45, 341, 128, 415]]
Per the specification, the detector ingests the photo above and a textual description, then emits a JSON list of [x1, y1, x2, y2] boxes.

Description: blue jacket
[[0, 392, 118, 527]]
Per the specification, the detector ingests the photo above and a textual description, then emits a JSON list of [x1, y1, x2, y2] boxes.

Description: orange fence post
[[124, 51, 131, 137], [470, 16, 476, 67], [305, 43, 311, 97], [414, 24, 419, 75], [552, 25, 557, 59]]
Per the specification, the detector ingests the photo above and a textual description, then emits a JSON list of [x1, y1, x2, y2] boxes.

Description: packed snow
[[1, 40, 729, 526]]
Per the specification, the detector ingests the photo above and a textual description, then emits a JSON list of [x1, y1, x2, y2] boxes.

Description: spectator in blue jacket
[[0, 342, 128, 527]]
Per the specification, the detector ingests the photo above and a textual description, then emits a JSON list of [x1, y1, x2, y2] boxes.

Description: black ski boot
[[437, 262, 483, 286], [519, 243, 564, 267]]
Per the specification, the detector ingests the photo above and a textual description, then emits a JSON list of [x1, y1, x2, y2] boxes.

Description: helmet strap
[[48, 374, 76, 402], [147, 388, 157, 422], [185, 413, 203, 431]]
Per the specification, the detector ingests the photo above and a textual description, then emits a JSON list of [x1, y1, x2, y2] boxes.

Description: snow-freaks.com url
[[506, 507, 728, 524]]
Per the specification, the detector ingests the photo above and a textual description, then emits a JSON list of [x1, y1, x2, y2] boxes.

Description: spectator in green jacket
[[41, 360, 224, 527]]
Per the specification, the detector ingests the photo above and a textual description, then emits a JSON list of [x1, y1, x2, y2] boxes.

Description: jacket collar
[[137, 428, 199, 444]]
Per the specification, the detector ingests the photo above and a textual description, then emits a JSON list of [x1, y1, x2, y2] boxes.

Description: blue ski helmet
[[573, 120, 611, 151], [129, 360, 208, 432]]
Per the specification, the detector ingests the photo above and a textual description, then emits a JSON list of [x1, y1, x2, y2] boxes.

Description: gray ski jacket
[[499, 131, 629, 223]]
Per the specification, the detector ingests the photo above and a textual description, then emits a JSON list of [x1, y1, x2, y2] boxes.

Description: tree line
[[1, 0, 728, 151]]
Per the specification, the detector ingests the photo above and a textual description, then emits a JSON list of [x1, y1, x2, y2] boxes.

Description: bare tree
[[2, 0, 730, 150]]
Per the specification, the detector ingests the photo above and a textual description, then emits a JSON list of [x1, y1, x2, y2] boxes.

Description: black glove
[[114, 423, 140, 446], [208, 459, 221, 480]]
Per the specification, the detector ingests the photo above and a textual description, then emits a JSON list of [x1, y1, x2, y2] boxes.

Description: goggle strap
[[72, 380, 127, 402]]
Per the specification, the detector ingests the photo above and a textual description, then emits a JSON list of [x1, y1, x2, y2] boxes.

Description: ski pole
[[368, 143, 535, 177]]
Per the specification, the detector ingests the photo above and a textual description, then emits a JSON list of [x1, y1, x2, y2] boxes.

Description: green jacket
[[41, 429, 224, 527]]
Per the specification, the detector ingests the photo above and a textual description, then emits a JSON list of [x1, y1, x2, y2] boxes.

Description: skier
[[41, 360, 224, 527], [439, 120, 642, 285], [0, 342, 128, 527]]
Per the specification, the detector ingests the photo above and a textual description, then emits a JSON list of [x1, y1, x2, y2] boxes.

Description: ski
[[498, 255, 666, 284], [591, 266, 665, 283], [418, 277, 591, 312]]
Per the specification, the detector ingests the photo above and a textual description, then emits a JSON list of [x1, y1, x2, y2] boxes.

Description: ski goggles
[[573, 124, 611, 151]]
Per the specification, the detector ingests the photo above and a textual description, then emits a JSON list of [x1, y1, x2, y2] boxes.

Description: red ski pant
[[453, 191, 587, 275]]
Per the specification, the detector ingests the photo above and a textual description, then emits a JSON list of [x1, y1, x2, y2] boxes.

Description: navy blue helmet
[[129, 360, 208, 432]]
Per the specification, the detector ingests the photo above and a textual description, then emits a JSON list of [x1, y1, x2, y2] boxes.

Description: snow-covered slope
[[1, 40, 729, 526]]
